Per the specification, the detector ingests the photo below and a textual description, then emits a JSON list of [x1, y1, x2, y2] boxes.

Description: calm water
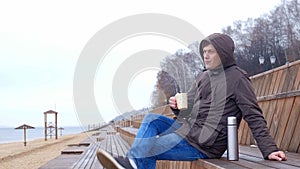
[[0, 126, 85, 144]]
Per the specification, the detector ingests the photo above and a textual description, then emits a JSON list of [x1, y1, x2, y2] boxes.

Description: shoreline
[[0, 126, 86, 144], [0, 131, 97, 169]]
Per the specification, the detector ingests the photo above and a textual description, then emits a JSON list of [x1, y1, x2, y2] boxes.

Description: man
[[99, 33, 286, 169]]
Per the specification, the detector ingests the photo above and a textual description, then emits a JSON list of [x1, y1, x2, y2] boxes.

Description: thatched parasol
[[15, 124, 35, 146]]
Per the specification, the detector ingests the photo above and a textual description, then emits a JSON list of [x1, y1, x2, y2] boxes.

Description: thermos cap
[[228, 116, 237, 125]]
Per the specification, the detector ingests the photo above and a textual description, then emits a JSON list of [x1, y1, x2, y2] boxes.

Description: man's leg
[[127, 113, 180, 164], [133, 132, 208, 169], [135, 113, 180, 139]]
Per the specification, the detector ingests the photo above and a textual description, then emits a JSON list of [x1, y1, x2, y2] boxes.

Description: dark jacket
[[174, 33, 278, 159]]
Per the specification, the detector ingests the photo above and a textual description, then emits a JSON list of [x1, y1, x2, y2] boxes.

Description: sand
[[0, 131, 96, 169]]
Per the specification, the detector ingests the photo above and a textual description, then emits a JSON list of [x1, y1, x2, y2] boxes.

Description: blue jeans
[[127, 113, 208, 169]]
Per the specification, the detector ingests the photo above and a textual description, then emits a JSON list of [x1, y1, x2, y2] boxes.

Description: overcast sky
[[0, 0, 282, 127]]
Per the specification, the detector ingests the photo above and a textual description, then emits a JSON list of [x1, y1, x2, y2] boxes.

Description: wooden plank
[[240, 120, 250, 145], [113, 134, 130, 157], [265, 101, 277, 130], [264, 73, 272, 96], [281, 97, 300, 151], [239, 145, 300, 168], [245, 126, 251, 145], [252, 75, 261, 96], [274, 97, 294, 147], [111, 134, 121, 156], [286, 64, 300, 91], [269, 98, 285, 138], [262, 100, 273, 129], [220, 155, 276, 169], [281, 68, 292, 93], [288, 97, 300, 152], [292, 65, 300, 90], [272, 70, 283, 95], [261, 73, 270, 97], [39, 154, 84, 169], [250, 78, 257, 95], [257, 90, 300, 102], [259, 101, 269, 118], [278, 69, 288, 93], [238, 119, 246, 144], [110, 134, 119, 157], [268, 71, 278, 96], [298, 142, 300, 154], [251, 77, 261, 96], [200, 158, 249, 169], [70, 138, 103, 169], [84, 144, 101, 169], [256, 76, 265, 97], [239, 154, 300, 169], [156, 160, 193, 169]]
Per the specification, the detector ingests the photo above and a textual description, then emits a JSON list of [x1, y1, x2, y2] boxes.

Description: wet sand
[[0, 132, 95, 169]]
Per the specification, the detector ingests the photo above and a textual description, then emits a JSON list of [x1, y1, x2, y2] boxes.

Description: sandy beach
[[0, 131, 96, 169]]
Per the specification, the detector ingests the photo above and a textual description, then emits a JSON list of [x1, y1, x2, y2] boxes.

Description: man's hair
[[201, 40, 211, 49]]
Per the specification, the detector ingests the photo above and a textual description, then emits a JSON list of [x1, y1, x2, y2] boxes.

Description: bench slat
[[72, 141, 100, 169], [239, 145, 300, 168]]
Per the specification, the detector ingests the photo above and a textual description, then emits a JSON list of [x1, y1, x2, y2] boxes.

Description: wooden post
[[44, 113, 47, 141], [44, 110, 58, 141], [24, 128, 26, 146], [55, 113, 58, 139]]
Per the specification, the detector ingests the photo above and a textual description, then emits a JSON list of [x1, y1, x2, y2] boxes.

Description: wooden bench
[[115, 124, 300, 169]]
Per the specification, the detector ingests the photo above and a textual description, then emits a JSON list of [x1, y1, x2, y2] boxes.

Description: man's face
[[203, 44, 222, 70]]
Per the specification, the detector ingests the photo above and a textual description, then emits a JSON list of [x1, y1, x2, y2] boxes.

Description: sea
[[0, 126, 85, 144]]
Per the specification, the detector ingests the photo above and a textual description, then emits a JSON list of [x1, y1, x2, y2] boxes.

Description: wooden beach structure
[[44, 110, 58, 141], [15, 124, 35, 146], [40, 61, 300, 168]]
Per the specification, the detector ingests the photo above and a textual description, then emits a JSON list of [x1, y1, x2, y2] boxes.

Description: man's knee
[[143, 113, 162, 123]]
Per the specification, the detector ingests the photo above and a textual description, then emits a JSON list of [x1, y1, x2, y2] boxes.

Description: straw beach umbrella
[[15, 124, 35, 146]]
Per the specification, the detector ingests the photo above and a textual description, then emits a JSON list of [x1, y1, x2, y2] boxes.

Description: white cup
[[175, 93, 188, 110]]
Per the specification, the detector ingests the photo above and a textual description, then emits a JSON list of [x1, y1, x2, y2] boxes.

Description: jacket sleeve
[[234, 76, 279, 159], [171, 79, 197, 117]]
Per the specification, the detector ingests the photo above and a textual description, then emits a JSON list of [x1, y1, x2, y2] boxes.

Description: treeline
[[151, 0, 300, 108], [112, 0, 300, 120], [223, 0, 300, 75]]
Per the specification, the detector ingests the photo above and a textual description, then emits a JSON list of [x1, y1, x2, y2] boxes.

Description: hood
[[199, 33, 236, 69]]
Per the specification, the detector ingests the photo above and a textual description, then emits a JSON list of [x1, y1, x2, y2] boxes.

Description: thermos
[[227, 116, 239, 160]]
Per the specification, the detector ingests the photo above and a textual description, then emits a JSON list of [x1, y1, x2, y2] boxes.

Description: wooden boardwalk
[[41, 61, 300, 168], [39, 138, 102, 169], [39, 125, 132, 169], [40, 123, 300, 169], [39, 128, 109, 169]]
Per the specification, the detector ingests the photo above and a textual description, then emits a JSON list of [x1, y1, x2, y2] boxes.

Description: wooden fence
[[239, 60, 300, 153]]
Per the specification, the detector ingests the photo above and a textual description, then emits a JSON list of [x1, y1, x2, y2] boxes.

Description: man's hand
[[268, 151, 287, 161], [169, 96, 178, 109]]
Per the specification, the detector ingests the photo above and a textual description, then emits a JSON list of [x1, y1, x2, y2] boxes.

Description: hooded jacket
[[174, 33, 278, 159]]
